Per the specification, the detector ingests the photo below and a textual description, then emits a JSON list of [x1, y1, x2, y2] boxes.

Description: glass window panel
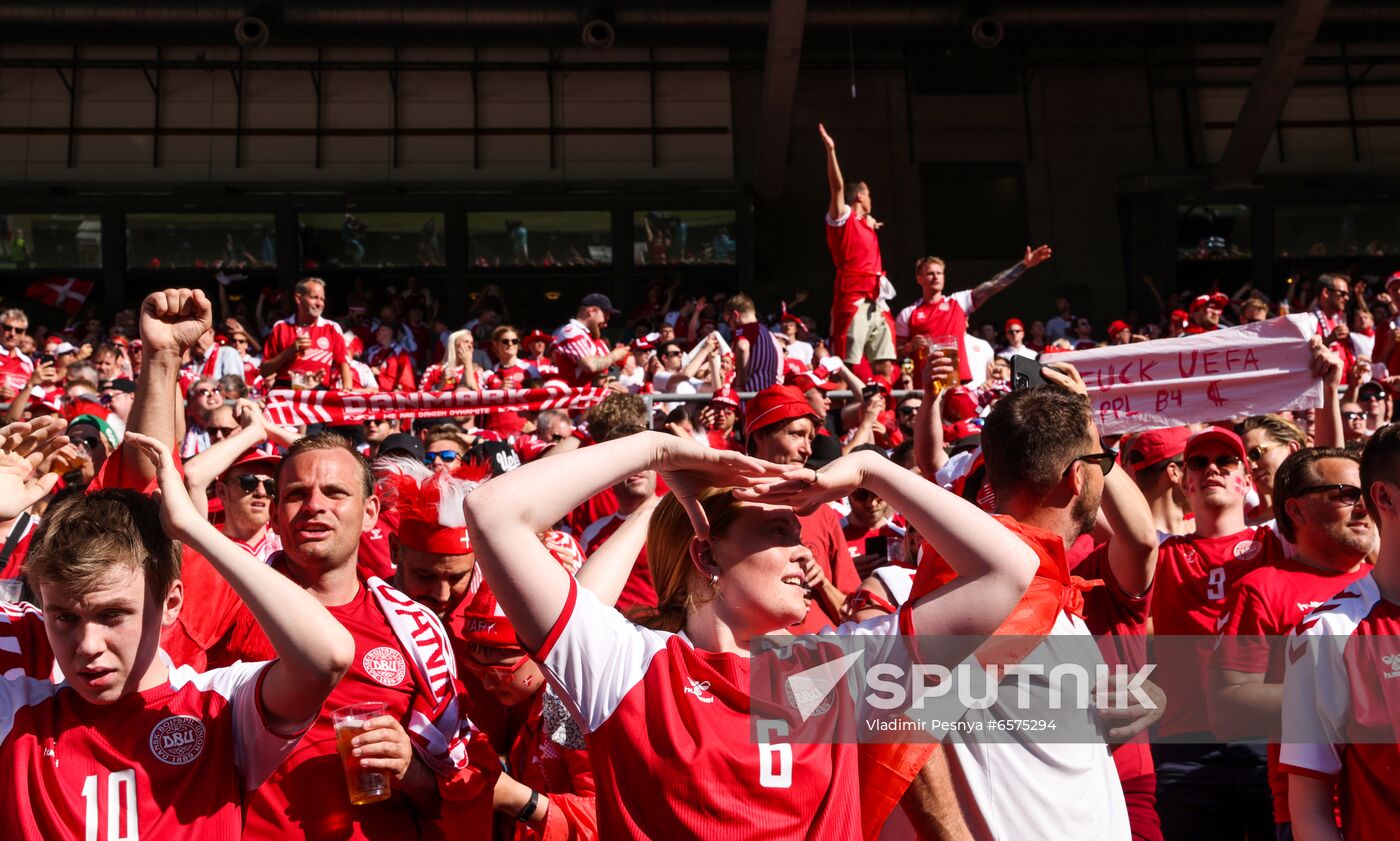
[[0, 213, 102, 269], [127, 213, 275, 270], [298, 212, 445, 269], [633, 210, 737, 266], [1176, 204, 1252, 260], [1275, 204, 1400, 258], [467, 211, 612, 268]]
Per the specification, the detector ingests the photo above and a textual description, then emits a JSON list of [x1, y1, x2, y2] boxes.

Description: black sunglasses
[[1343, 411, 1367, 421], [1185, 454, 1243, 471], [1063, 450, 1117, 478], [1295, 483, 1364, 506], [236, 475, 276, 495], [498, 338, 520, 346]]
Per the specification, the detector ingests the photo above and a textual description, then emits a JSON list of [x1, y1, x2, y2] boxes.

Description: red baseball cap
[[223, 448, 281, 478], [523, 330, 553, 347], [1107, 320, 1131, 336], [942, 386, 979, 422], [1127, 426, 1191, 471], [1005, 318, 1025, 332], [1190, 292, 1230, 312], [794, 366, 838, 393], [1184, 426, 1249, 464], [710, 386, 740, 408], [1170, 309, 1190, 326], [864, 376, 892, 401], [743, 385, 818, 441], [1387, 271, 1400, 293]]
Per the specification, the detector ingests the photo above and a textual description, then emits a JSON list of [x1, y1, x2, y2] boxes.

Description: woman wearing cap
[[419, 328, 483, 392], [462, 429, 1037, 840]]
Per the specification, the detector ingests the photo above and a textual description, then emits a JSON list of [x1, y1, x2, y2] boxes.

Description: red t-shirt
[[0, 346, 34, 396], [483, 360, 535, 437], [1151, 526, 1280, 737], [1212, 556, 1368, 823], [894, 295, 973, 381], [162, 544, 277, 673], [580, 511, 656, 615], [243, 584, 422, 840], [508, 689, 597, 841], [824, 210, 882, 306], [365, 345, 416, 393], [262, 316, 348, 387], [357, 512, 398, 583], [534, 579, 881, 840], [0, 660, 303, 840]]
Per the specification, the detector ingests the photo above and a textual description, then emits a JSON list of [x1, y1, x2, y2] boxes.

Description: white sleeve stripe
[[826, 209, 852, 227]]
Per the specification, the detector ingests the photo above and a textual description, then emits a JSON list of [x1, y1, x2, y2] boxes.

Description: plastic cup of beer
[[332, 702, 391, 806], [929, 335, 961, 388]]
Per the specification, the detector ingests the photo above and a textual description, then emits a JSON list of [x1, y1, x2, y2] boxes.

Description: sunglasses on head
[[1185, 454, 1242, 471], [425, 450, 460, 464], [236, 475, 276, 495], [1296, 483, 1364, 507], [1063, 450, 1117, 478]]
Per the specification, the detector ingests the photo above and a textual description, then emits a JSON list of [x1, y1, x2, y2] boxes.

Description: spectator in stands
[[100, 377, 137, 424], [259, 277, 352, 389], [895, 245, 1052, 383], [722, 294, 783, 391], [1127, 426, 1191, 538], [1187, 292, 1230, 334], [366, 321, 416, 393], [819, 123, 895, 378], [0, 307, 33, 405], [552, 293, 629, 387], [420, 329, 482, 392], [424, 424, 474, 474], [998, 318, 1037, 361], [1045, 295, 1075, 340]]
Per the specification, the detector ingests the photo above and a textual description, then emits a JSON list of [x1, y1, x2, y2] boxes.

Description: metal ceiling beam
[[1215, 0, 1331, 185], [753, 0, 807, 205]]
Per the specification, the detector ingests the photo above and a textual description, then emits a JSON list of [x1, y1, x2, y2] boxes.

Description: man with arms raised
[[1210, 448, 1372, 839], [895, 248, 1051, 383], [0, 417, 353, 839]]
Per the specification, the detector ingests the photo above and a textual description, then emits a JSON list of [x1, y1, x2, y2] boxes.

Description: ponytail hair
[[631, 487, 745, 632]]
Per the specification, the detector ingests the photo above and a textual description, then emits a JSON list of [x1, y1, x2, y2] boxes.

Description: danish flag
[[26, 277, 94, 315]]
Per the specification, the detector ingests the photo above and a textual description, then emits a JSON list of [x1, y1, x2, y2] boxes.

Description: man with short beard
[[551, 293, 629, 387], [1209, 448, 1372, 839]]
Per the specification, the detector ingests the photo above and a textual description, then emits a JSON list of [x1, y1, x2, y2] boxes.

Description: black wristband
[[515, 789, 540, 822]]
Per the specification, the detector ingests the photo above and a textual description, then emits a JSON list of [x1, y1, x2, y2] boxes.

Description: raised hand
[[818, 122, 836, 151], [651, 433, 787, 539], [1023, 244, 1054, 268], [123, 431, 204, 542], [141, 288, 213, 355], [735, 450, 876, 515], [1040, 361, 1089, 397], [0, 417, 69, 520]]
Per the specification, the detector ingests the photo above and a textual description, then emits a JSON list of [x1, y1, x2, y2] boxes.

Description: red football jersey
[[162, 545, 277, 672], [0, 601, 52, 681], [535, 579, 899, 840], [0, 660, 303, 840], [839, 516, 905, 560], [551, 320, 610, 387], [1212, 556, 1368, 823], [0, 345, 34, 395], [1151, 526, 1279, 738], [1280, 573, 1400, 840], [262, 316, 348, 387], [579, 511, 657, 615], [509, 689, 597, 841], [366, 345, 416, 393], [789, 506, 862, 635], [893, 292, 974, 381], [483, 360, 535, 437], [243, 584, 422, 840], [418, 363, 474, 392], [824, 210, 882, 306]]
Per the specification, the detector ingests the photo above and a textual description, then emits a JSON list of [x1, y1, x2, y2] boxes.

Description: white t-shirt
[[963, 334, 995, 388]]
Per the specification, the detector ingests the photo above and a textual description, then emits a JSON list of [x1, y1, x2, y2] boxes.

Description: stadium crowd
[[0, 125, 1395, 841]]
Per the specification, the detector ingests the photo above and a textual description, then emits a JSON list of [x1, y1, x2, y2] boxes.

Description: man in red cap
[[997, 318, 1037, 361], [1106, 320, 1133, 345], [1185, 292, 1230, 334], [1152, 426, 1286, 840], [1126, 425, 1192, 538], [743, 384, 860, 631], [894, 246, 1053, 382], [701, 386, 741, 451], [1168, 308, 1191, 338]]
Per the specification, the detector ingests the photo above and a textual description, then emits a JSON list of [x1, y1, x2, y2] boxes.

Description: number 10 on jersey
[[82, 769, 138, 841]]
